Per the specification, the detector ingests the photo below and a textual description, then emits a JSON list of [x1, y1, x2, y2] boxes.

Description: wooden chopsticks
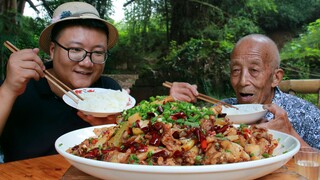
[[3, 41, 84, 104], [163, 81, 238, 109]]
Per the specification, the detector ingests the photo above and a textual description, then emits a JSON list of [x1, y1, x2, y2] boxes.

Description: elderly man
[[170, 34, 319, 149], [0, 2, 122, 162]]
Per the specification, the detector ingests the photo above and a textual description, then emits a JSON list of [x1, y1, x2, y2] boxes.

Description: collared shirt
[[223, 87, 320, 149], [0, 62, 122, 162]]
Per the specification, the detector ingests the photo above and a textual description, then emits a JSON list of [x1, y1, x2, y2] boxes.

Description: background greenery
[[1, 0, 319, 104]]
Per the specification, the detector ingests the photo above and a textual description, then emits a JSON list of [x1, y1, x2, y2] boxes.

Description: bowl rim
[[222, 104, 267, 116], [62, 88, 136, 114]]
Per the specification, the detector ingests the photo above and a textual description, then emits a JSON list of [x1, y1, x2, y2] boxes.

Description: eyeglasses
[[53, 40, 108, 64]]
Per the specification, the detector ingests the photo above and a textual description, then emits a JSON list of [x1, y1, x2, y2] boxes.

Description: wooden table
[[0, 154, 305, 180], [0, 154, 70, 179]]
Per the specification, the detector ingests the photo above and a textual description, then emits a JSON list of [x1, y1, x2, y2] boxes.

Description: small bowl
[[62, 88, 136, 117], [222, 104, 267, 124]]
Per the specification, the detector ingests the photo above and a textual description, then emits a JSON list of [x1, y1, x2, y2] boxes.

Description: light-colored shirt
[[223, 86, 320, 149]]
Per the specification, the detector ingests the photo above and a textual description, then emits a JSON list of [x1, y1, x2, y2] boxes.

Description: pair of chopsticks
[[163, 81, 238, 109], [3, 41, 84, 104]]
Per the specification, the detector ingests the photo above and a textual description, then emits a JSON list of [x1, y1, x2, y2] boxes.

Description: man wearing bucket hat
[[0, 2, 122, 162]]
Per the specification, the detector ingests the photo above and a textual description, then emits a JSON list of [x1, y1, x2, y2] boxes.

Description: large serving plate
[[55, 124, 300, 180], [62, 88, 136, 117], [222, 104, 267, 124]]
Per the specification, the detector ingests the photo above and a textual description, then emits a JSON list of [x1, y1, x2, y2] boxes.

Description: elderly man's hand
[[77, 111, 119, 125], [256, 104, 312, 148], [170, 82, 198, 103], [256, 104, 292, 134]]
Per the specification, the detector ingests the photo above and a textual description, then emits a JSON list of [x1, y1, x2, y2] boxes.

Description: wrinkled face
[[230, 41, 275, 104], [49, 26, 107, 89]]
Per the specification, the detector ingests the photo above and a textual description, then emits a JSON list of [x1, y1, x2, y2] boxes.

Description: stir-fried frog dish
[[67, 96, 278, 165]]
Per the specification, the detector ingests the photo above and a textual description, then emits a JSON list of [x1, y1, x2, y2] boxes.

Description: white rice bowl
[[222, 104, 265, 115], [77, 90, 130, 113], [222, 104, 267, 124]]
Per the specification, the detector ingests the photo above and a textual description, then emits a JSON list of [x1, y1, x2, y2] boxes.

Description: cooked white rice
[[77, 89, 130, 112], [222, 104, 264, 115]]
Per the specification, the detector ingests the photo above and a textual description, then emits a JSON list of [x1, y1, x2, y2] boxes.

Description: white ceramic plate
[[222, 104, 267, 124], [55, 124, 300, 180], [62, 88, 136, 117]]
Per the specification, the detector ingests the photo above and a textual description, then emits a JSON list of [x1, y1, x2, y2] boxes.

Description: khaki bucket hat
[[39, 2, 118, 54]]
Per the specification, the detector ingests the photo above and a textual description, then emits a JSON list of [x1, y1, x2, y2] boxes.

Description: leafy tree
[[257, 0, 320, 32], [160, 38, 234, 96], [1, 0, 320, 102], [280, 19, 320, 80]]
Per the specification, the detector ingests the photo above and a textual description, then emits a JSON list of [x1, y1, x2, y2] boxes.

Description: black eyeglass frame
[[53, 40, 109, 64]]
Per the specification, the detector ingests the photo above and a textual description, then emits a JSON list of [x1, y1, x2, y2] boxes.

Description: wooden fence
[[279, 79, 320, 108]]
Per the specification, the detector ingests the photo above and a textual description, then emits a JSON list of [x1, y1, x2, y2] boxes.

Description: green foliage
[[281, 19, 320, 59], [160, 38, 234, 97], [0, 12, 48, 78], [246, 0, 278, 14], [120, 0, 320, 101], [280, 19, 320, 79], [246, 0, 320, 31], [279, 18, 320, 106], [124, 0, 168, 52], [222, 17, 263, 42], [2, 0, 320, 104], [296, 94, 319, 106]]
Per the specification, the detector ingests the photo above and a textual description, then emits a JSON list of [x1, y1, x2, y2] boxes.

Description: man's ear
[[271, 68, 284, 87], [49, 42, 55, 59]]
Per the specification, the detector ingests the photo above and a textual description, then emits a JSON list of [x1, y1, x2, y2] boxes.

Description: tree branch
[[123, 0, 135, 7], [26, 0, 40, 14]]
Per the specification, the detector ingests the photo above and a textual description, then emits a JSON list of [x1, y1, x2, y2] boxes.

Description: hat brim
[[39, 16, 118, 55]]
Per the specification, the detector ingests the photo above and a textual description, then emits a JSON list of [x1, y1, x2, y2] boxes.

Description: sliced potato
[[128, 113, 142, 126], [108, 121, 129, 147]]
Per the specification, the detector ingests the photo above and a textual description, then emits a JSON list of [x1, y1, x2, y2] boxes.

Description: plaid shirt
[[223, 87, 320, 149]]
